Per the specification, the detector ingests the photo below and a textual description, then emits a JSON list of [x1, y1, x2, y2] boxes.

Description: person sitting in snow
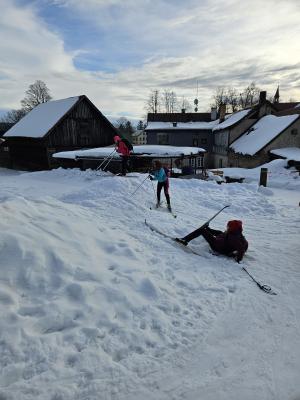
[[149, 160, 172, 212], [114, 135, 131, 176], [176, 220, 248, 262]]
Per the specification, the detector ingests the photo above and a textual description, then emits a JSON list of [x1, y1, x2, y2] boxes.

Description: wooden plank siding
[[2, 95, 117, 171], [46, 97, 116, 148]]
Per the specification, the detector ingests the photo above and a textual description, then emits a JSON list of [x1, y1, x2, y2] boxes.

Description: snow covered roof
[[230, 114, 299, 155], [295, 103, 300, 109], [4, 96, 79, 138], [270, 147, 300, 161], [212, 109, 252, 132], [146, 121, 219, 130], [53, 145, 206, 160]]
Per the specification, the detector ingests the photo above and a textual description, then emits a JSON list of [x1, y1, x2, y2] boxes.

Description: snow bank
[[0, 164, 299, 399]]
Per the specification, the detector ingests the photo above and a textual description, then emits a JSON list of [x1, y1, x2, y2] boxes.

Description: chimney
[[259, 91, 267, 104], [181, 108, 186, 113], [219, 104, 226, 123], [173, 122, 177, 127], [211, 107, 217, 121]]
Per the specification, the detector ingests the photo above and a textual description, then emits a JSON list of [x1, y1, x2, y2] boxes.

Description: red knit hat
[[227, 220, 243, 232], [114, 135, 121, 143]]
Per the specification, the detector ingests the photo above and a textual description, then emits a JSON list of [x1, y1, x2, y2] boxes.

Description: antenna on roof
[[194, 80, 199, 112]]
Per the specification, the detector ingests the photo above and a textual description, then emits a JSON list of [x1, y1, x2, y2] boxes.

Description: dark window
[[157, 133, 169, 145], [219, 158, 223, 168], [291, 128, 298, 136], [201, 138, 207, 144], [192, 138, 199, 147]]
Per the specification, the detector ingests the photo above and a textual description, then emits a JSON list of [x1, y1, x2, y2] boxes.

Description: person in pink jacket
[[114, 135, 131, 175]]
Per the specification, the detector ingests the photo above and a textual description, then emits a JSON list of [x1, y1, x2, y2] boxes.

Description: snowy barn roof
[[212, 109, 252, 132], [270, 147, 300, 161], [230, 114, 299, 155], [4, 96, 79, 138], [53, 145, 206, 160], [146, 121, 218, 130]]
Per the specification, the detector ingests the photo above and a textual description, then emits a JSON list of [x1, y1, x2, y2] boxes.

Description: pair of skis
[[149, 203, 177, 218], [145, 205, 277, 295]]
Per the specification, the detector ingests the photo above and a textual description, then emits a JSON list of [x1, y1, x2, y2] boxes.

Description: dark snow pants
[[121, 156, 130, 175], [182, 226, 223, 251], [157, 180, 170, 205]]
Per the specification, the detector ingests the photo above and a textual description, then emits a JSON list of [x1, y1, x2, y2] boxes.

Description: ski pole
[[129, 174, 150, 197], [199, 205, 230, 229], [96, 149, 116, 171], [101, 152, 116, 171], [242, 267, 277, 295]]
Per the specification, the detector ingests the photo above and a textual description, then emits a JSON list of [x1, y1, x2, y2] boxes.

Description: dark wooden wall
[[2, 97, 117, 170], [46, 98, 116, 148]]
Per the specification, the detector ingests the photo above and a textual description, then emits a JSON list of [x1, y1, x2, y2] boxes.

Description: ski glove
[[148, 175, 154, 181]]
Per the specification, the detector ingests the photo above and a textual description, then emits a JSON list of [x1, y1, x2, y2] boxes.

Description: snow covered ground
[[0, 162, 299, 400]]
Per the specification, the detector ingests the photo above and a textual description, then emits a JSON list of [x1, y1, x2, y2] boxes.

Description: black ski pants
[[183, 226, 223, 251], [157, 180, 170, 205], [121, 156, 130, 175]]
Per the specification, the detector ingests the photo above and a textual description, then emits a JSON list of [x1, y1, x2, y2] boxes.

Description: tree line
[[1, 80, 276, 135], [145, 83, 264, 114]]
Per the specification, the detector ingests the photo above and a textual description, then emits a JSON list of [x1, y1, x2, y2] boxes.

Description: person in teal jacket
[[149, 160, 172, 211]]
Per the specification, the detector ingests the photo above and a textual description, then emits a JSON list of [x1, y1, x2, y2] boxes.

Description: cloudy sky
[[1, 0, 300, 121]]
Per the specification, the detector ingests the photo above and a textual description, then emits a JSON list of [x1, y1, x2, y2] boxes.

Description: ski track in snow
[[0, 167, 299, 399]]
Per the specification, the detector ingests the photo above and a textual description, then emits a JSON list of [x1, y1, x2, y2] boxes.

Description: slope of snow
[[270, 147, 300, 161], [230, 114, 299, 155], [0, 165, 299, 399], [4, 97, 79, 138], [212, 109, 252, 132]]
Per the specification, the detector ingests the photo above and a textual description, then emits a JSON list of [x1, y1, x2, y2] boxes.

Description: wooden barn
[[1, 95, 117, 170]]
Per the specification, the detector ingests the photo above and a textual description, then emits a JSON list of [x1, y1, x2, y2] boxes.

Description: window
[[291, 128, 298, 136], [192, 138, 199, 147], [219, 158, 223, 168], [201, 138, 207, 144], [157, 133, 169, 145]]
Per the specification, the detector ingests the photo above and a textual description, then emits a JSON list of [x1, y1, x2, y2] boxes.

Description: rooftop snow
[[270, 147, 300, 161], [146, 121, 219, 130], [4, 97, 79, 138], [53, 145, 205, 160], [230, 114, 299, 155], [295, 103, 300, 108], [212, 109, 252, 132]]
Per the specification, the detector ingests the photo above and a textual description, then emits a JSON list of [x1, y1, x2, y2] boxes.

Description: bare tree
[[239, 82, 260, 109], [0, 108, 27, 124], [21, 80, 52, 112], [162, 89, 177, 113], [226, 87, 239, 112], [211, 87, 228, 111], [145, 89, 160, 113]]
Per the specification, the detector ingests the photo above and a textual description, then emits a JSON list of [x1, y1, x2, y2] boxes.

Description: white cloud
[[0, 0, 299, 119]]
